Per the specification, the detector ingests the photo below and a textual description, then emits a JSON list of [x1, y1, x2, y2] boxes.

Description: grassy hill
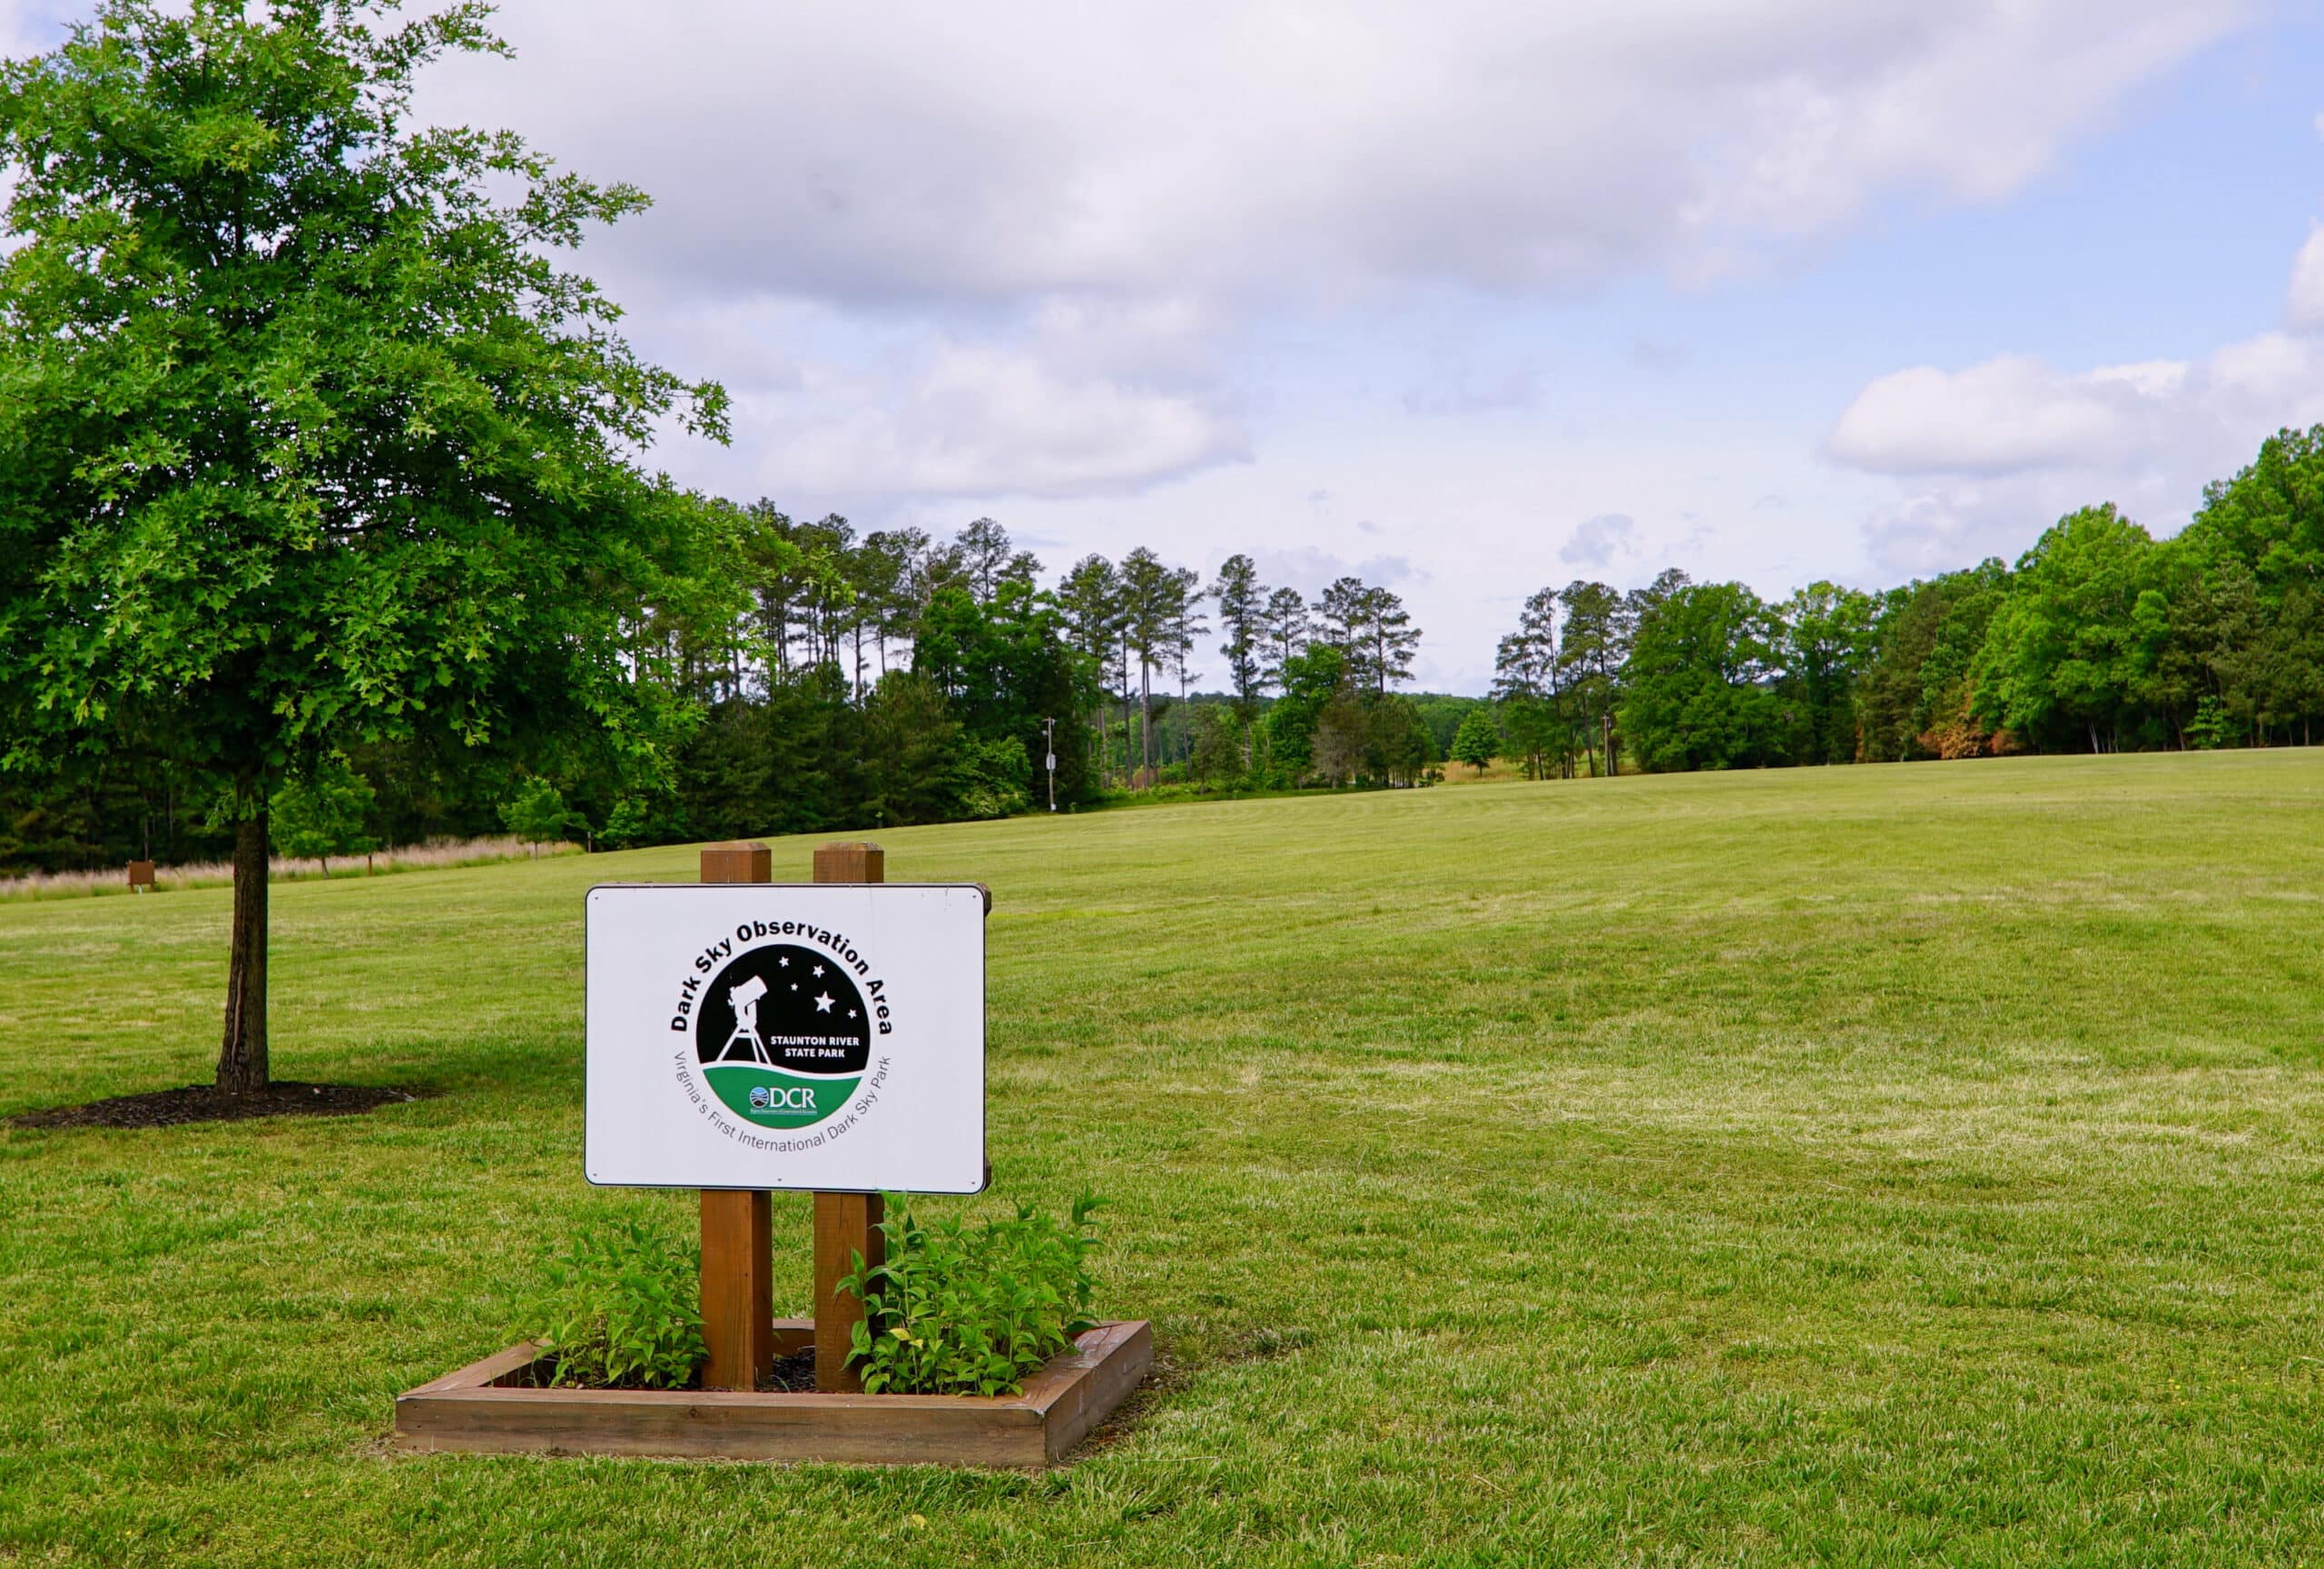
[[4, 751, 2322, 1565]]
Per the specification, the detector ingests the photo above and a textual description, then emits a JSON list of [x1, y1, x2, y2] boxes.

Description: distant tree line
[[0, 502, 1441, 873], [1479, 428, 2324, 778], [15, 422, 2324, 878]]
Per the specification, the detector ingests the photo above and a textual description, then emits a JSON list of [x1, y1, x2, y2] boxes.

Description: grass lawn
[[4, 750, 2323, 1566]]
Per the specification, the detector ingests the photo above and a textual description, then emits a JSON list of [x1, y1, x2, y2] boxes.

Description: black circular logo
[[694, 944, 870, 1128]]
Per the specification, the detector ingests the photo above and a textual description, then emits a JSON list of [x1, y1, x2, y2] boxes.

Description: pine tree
[[1260, 587, 1311, 691], [1210, 554, 1266, 724]]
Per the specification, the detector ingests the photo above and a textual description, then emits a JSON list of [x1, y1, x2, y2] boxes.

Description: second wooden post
[[812, 840, 886, 1392]]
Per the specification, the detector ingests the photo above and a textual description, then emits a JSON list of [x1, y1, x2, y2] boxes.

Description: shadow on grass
[[10, 1081, 431, 1130], [3, 1031, 581, 1130]]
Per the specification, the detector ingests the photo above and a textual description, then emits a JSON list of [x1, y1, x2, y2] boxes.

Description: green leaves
[[267, 753, 373, 869], [497, 775, 580, 853], [0, 0, 732, 792], [838, 1192, 1105, 1397], [514, 1218, 705, 1392], [1448, 707, 1500, 774]]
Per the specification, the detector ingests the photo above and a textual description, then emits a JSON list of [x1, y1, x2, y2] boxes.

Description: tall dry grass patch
[[0, 835, 584, 903]]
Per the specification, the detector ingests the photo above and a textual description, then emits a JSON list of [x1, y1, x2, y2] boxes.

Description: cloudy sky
[[8, 2, 2323, 691]]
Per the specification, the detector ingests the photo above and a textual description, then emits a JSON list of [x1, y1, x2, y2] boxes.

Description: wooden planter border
[[395, 1319, 1151, 1468]]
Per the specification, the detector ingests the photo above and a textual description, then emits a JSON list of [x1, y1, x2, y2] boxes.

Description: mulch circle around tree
[[9, 1081, 427, 1130]]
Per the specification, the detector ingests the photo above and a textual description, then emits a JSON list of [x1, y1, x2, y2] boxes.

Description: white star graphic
[[812, 964, 825, 977], [814, 992, 835, 1013], [789, 983, 798, 991], [778, 956, 789, 967]]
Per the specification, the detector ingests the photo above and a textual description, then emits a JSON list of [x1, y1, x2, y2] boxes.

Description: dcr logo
[[748, 1085, 816, 1111]]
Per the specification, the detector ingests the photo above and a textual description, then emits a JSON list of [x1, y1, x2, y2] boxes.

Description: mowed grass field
[[4, 752, 2324, 1567]]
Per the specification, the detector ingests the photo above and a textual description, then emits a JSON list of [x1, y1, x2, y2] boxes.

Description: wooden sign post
[[399, 843, 1153, 1466], [698, 840, 777, 1391], [809, 841, 885, 1393], [695, 839, 889, 1394]]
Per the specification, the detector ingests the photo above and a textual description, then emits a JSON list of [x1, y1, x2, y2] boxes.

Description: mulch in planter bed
[[10, 1081, 427, 1130]]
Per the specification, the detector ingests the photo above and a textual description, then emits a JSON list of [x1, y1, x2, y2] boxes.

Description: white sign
[[585, 883, 986, 1193]]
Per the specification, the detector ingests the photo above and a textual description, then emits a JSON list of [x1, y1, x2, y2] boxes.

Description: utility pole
[[1042, 717, 1058, 812]]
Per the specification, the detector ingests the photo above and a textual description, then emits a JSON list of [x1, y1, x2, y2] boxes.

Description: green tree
[[1971, 505, 2154, 753], [1056, 554, 1124, 786], [1118, 548, 1196, 779], [1362, 585, 1423, 696], [1262, 643, 1346, 784], [1372, 696, 1435, 785], [2176, 429, 2324, 745], [1209, 553, 1265, 727], [1494, 587, 1562, 777], [2181, 425, 2324, 602], [268, 755, 375, 875], [1310, 686, 1371, 785], [1187, 703, 1243, 785], [501, 777, 580, 857], [675, 666, 863, 842], [1315, 577, 1420, 696], [1258, 587, 1310, 692], [1449, 708, 1501, 775], [1855, 562, 2009, 761], [911, 580, 1096, 805], [1621, 580, 1782, 772], [858, 671, 972, 827], [953, 517, 1041, 606], [1775, 582, 1876, 765], [1556, 580, 1630, 776], [0, 2, 733, 1090]]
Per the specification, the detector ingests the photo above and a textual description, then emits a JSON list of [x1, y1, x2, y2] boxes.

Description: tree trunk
[[217, 804, 270, 1093], [1118, 639, 1135, 783], [1139, 658, 1154, 775]]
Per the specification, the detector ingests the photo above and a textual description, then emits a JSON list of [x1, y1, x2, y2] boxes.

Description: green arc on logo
[[704, 1062, 860, 1130]]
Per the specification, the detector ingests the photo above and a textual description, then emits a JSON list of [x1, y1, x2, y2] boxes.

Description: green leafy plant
[[500, 778, 583, 858], [516, 1219, 706, 1390], [840, 1192, 1104, 1396], [269, 757, 377, 876]]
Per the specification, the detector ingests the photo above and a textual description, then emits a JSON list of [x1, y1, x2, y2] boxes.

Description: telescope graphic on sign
[[718, 972, 773, 1064]]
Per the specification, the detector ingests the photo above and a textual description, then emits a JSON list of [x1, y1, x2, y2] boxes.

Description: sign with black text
[[585, 883, 986, 1192]]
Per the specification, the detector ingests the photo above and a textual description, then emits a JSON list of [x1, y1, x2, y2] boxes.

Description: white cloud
[[1827, 356, 2156, 476], [2289, 226, 2324, 331], [404, 0, 2244, 505], [1561, 512, 1639, 567], [734, 340, 1247, 504], [1833, 338, 2324, 481], [1830, 291, 2324, 576], [433, 0, 2238, 309]]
